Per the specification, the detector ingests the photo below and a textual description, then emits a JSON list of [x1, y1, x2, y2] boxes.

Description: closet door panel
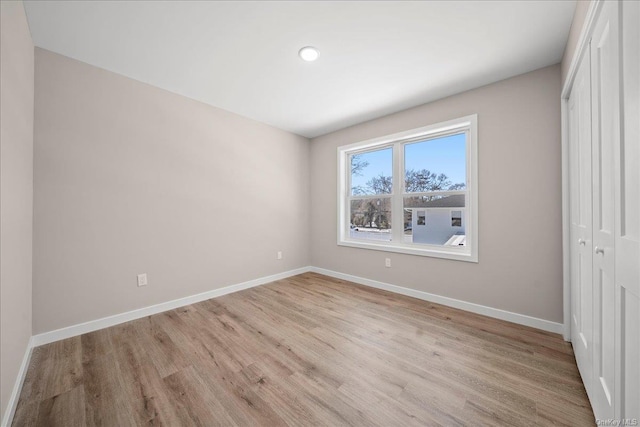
[[616, 0, 640, 419], [569, 49, 594, 391], [620, 290, 640, 419], [617, 0, 639, 297], [590, 0, 619, 419]]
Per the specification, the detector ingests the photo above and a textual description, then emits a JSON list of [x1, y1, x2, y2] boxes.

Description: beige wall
[[310, 65, 563, 323], [0, 0, 34, 418], [561, 0, 593, 85], [33, 49, 310, 334]]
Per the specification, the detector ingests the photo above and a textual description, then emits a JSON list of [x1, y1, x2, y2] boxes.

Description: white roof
[[445, 235, 467, 246]]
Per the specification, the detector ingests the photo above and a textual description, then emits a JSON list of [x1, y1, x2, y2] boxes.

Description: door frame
[[561, 0, 603, 341]]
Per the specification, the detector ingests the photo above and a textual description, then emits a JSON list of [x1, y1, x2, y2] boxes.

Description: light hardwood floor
[[13, 272, 594, 426]]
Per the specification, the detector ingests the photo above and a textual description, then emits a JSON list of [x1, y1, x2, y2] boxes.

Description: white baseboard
[[1, 337, 35, 427], [309, 266, 564, 335], [4, 264, 563, 426], [29, 264, 564, 346], [4, 268, 310, 426], [31, 266, 311, 347]]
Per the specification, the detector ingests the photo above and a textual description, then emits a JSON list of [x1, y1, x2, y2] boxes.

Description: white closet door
[[569, 48, 594, 393], [616, 0, 640, 420], [590, 0, 619, 419]]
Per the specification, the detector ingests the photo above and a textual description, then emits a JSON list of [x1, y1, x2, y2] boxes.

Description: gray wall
[[0, 0, 34, 418], [310, 65, 563, 323], [561, 0, 593, 85], [33, 49, 310, 334]]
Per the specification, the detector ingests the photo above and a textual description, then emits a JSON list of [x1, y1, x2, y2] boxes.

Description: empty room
[[1, 0, 638, 425]]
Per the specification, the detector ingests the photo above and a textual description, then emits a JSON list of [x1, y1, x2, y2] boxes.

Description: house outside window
[[337, 115, 478, 262], [451, 210, 463, 227]]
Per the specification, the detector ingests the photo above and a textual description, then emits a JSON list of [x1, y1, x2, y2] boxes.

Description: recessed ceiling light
[[299, 46, 319, 62]]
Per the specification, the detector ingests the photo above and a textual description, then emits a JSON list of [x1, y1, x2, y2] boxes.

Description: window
[[451, 210, 462, 227], [338, 115, 478, 262]]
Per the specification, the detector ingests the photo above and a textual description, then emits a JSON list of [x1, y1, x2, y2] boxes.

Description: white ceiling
[[23, 1, 576, 138]]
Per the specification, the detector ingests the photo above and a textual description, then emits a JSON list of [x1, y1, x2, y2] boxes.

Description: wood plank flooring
[[13, 273, 595, 426]]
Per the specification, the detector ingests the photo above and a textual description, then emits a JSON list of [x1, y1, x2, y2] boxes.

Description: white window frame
[[337, 114, 478, 262]]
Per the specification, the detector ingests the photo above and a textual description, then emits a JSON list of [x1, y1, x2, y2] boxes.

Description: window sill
[[337, 239, 478, 263]]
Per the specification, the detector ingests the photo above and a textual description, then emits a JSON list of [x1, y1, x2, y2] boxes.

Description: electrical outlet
[[385, 258, 391, 268], [137, 273, 148, 287], [277, 251, 283, 260]]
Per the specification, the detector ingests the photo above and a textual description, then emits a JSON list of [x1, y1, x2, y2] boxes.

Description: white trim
[[561, 1, 604, 99], [348, 194, 393, 201], [467, 117, 479, 263], [338, 116, 475, 153], [337, 240, 474, 262], [2, 263, 565, 425], [310, 266, 564, 335], [560, 0, 603, 341], [31, 267, 311, 347], [398, 189, 466, 198], [1, 337, 35, 427], [562, 99, 572, 342], [2, 267, 309, 426], [391, 141, 403, 243]]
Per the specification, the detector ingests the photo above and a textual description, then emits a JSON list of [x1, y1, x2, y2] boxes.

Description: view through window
[[338, 115, 477, 261]]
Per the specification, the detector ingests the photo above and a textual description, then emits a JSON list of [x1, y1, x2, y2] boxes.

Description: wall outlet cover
[[137, 273, 148, 287]]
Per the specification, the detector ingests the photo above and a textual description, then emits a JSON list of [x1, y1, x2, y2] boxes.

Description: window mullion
[[403, 190, 467, 198], [391, 142, 404, 243]]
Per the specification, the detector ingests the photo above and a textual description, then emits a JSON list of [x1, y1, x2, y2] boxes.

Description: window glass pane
[[451, 210, 462, 227], [403, 209, 413, 244], [403, 195, 466, 246], [405, 133, 466, 192], [350, 147, 393, 196], [350, 198, 391, 241]]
